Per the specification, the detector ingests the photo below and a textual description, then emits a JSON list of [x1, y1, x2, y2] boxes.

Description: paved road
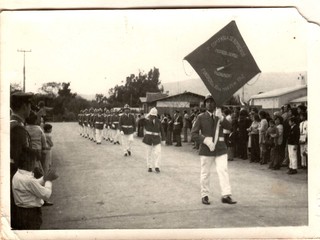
[[41, 123, 308, 229]]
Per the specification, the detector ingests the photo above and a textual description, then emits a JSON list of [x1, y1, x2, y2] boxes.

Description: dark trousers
[[16, 207, 42, 230], [10, 163, 18, 229], [238, 136, 248, 159], [269, 145, 281, 169], [250, 134, 260, 162], [166, 130, 172, 145], [173, 129, 182, 146]]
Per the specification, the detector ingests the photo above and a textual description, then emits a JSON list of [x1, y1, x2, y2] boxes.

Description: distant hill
[[78, 93, 95, 101], [162, 72, 307, 102]]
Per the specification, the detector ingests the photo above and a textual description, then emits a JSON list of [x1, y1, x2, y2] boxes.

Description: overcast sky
[[2, 8, 307, 97]]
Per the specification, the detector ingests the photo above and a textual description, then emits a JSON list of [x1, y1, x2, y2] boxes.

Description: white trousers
[[288, 144, 298, 169], [84, 125, 89, 137], [92, 127, 96, 141], [95, 129, 103, 143], [122, 133, 133, 153], [111, 129, 120, 142], [146, 143, 161, 169], [300, 143, 307, 167], [200, 154, 232, 198]]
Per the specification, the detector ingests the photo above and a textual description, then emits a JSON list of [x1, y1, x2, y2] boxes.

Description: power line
[[17, 49, 32, 92]]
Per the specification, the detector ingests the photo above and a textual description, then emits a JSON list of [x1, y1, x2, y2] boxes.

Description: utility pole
[[17, 49, 32, 92]]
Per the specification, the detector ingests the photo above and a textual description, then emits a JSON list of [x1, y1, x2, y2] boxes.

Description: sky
[[1, 8, 307, 98]]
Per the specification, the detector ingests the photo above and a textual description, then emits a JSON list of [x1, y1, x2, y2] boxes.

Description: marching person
[[103, 108, 109, 141], [143, 108, 165, 173], [94, 108, 104, 144], [83, 109, 90, 138], [191, 94, 237, 205], [109, 109, 118, 143], [119, 104, 136, 156], [78, 110, 84, 136]]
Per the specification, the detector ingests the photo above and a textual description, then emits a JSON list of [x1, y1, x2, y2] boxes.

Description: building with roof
[[139, 92, 168, 113], [139, 91, 205, 115], [249, 84, 307, 111], [155, 92, 205, 115], [162, 71, 307, 103]]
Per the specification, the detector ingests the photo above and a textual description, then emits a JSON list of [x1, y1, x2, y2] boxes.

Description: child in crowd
[[43, 124, 54, 174], [25, 111, 47, 175], [265, 120, 278, 169]]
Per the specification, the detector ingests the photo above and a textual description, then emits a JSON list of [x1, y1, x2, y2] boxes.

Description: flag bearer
[[191, 94, 237, 205]]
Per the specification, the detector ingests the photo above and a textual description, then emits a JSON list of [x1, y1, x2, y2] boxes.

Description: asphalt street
[[41, 122, 308, 229]]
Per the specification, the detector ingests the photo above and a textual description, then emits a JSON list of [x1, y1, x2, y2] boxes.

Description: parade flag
[[184, 20, 261, 106]]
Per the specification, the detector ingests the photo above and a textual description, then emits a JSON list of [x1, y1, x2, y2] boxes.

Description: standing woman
[[258, 110, 269, 165], [270, 115, 284, 170], [299, 112, 308, 169], [247, 113, 260, 163], [166, 114, 173, 146]]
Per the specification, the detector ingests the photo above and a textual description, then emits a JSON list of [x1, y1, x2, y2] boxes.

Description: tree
[[38, 82, 61, 97], [107, 67, 163, 107], [10, 83, 22, 93], [58, 82, 77, 98]]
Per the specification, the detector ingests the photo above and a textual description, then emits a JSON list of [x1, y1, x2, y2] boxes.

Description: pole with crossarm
[[17, 49, 32, 92]]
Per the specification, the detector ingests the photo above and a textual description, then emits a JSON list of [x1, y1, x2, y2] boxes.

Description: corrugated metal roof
[[290, 96, 307, 103], [144, 92, 168, 102], [154, 91, 205, 102], [250, 85, 307, 99]]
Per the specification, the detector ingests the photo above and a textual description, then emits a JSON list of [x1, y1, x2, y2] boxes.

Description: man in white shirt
[[12, 151, 58, 229]]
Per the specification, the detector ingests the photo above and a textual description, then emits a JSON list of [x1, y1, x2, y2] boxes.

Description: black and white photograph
[[1, 3, 320, 240]]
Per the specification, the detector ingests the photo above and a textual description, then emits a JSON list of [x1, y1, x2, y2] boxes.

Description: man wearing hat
[[10, 92, 36, 228], [10, 92, 59, 229], [119, 104, 136, 156], [143, 108, 164, 173], [191, 94, 237, 205]]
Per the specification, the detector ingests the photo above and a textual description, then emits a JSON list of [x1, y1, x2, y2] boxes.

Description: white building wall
[[252, 88, 307, 109]]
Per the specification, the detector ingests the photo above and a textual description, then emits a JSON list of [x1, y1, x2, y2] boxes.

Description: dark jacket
[[287, 124, 300, 145], [191, 111, 232, 156], [143, 118, 164, 146], [10, 114, 37, 169], [119, 113, 136, 134]]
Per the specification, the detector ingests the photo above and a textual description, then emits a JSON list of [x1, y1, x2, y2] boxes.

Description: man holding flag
[[191, 94, 236, 205], [186, 20, 261, 205]]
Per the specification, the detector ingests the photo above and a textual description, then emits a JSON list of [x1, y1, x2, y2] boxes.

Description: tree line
[[10, 68, 164, 121], [11, 67, 240, 122]]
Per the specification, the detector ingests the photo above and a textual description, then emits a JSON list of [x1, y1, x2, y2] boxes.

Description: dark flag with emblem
[[184, 20, 261, 106]]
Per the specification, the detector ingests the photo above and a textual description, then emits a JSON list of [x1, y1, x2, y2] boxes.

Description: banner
[[184, 20, 261, 106]]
